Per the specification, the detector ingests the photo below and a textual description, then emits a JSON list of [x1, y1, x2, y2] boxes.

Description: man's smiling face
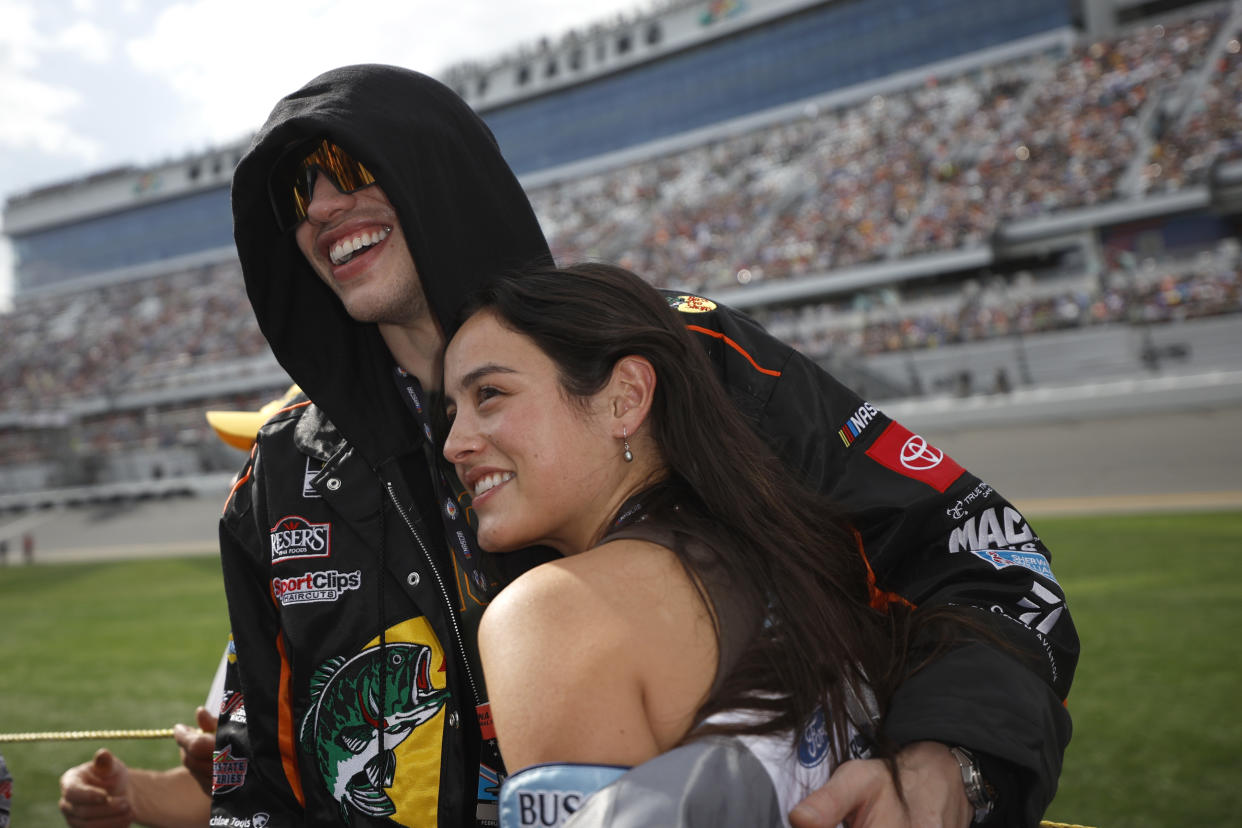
[[294, 173, 428, 327]]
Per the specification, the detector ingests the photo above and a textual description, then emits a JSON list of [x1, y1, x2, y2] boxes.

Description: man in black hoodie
[[217, 64, 1076, 828]]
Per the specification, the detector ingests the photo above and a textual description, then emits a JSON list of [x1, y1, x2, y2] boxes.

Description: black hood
[[232, 64, 551, 467]]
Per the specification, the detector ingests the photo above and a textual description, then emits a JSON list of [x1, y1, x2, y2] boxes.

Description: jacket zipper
[[384, 480, 483, 709]]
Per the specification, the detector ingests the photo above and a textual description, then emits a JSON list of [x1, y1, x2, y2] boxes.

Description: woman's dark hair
[[456, 263, 910, 767]]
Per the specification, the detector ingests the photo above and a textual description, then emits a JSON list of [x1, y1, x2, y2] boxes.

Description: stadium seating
[[3, 4, 1242, 492], [760, 238, 1242, 357]]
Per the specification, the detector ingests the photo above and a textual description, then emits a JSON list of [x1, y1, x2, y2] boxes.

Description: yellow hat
[[205, 384, 303, 451]]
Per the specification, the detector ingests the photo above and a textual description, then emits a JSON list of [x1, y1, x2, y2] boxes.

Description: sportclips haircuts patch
[[271, 570, 362, 606], [864, 422, 964, 492]]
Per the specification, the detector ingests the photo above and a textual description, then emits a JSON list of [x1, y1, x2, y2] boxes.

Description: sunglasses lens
[[313, 142, 375, 193], [268, 139, 376, 231]]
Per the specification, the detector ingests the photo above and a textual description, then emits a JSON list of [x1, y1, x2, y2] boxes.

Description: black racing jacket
[[214, 398, 504, 827], [665, 291, 1076, 827]]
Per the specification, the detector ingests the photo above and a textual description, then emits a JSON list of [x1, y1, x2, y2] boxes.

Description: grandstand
[[2, 0, 1241, 507]]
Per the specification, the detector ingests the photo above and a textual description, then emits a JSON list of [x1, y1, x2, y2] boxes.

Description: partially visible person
[[1, 749, 12, 828], [58, 388, 301, 828], [58, 709, 214, 828], [441, 264, 979, 826]]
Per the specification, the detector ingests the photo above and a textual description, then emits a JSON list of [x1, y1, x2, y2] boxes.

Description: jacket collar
[[293, 402, 346, 462]]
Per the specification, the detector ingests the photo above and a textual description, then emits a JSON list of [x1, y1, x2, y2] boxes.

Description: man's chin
[[335, 283, 427, 328], [338, 292, 399, 325]]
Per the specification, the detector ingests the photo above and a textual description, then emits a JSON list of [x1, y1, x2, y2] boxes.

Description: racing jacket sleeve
[[212, 443, 308, 826], [669, 294, 1078, 826]]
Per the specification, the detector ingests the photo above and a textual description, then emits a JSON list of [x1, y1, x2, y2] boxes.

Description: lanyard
[[391, 366, 497, 602], [391, 365, 507, 826]]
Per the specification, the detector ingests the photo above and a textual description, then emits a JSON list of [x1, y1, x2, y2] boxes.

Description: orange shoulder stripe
[[685, 324, 782, 377], [221, 445, 258, 516], [854, 528, 915, 611], [277, 400, 312, 415]]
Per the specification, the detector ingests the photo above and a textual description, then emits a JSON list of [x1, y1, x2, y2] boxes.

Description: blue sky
[[0, 0, 643, 303]]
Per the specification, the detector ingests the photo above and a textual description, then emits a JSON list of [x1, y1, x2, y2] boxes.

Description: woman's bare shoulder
[[482, 538, 701, 647], [477, 538, 716, 768]]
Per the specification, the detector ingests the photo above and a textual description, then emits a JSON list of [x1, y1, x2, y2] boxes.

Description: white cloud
[[52, 20, 114, 63], [0, 0, 43, 70], [0, 71, 99, 158], [0, 2, 109, 162], [125, 0, 358, 146]]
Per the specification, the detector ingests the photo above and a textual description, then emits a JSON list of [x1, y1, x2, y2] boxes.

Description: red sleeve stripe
[[685, 324, 782, 377]]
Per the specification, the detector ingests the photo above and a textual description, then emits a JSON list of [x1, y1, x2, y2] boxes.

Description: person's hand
[[789, 741, 972, 828], [58, 748, 134, 828], [173, 706, 217, 797]]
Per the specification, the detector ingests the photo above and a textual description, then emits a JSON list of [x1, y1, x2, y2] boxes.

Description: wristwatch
[[948, 746, 996, 825]]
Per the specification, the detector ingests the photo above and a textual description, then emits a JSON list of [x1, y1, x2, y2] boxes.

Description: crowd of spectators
[[1143, 31, 1242, 193], [531, 4, 1233, 288], [933, 11, 1223, 221], [0, 259, 271, 412], [4, 4, 1242, 481], [761, 238, 1242, 357], [531, 57, 1047, 288]]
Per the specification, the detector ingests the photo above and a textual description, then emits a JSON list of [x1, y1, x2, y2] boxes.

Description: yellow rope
[[1040, 822, 1096, 828], [0, 728, 174, 743]]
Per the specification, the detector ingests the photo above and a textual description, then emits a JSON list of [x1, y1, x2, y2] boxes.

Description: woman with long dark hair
[[441, 263, 939, 826]]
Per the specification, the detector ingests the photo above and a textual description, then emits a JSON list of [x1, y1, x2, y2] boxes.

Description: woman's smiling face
[[442, 310, 632, 556]]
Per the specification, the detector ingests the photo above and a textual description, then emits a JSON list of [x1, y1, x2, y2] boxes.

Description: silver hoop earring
[[622, 427, 634, 463]]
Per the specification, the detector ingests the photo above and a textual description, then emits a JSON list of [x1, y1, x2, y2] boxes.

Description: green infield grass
[[0, 555, 227, 827], [1, 511, 1239, 827], [1039, 510, 1242, 828]]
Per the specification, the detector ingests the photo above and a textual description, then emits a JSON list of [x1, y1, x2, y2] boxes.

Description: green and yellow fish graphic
[[300, 642, 450, 819]]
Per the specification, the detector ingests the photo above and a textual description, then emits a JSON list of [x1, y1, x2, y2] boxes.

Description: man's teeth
[[330, 226, 391, 266], [474, 472, 514, 497]]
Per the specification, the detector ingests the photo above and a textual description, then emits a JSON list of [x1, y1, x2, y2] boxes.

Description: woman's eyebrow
[[453, 363, 517, 394]]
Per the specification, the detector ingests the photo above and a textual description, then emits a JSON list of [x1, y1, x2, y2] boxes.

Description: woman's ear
[[608, 355, 657, 435]]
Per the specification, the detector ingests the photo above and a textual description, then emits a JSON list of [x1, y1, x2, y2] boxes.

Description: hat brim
[[204, 384, 302, 451], [205, 410, 272, 452]]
